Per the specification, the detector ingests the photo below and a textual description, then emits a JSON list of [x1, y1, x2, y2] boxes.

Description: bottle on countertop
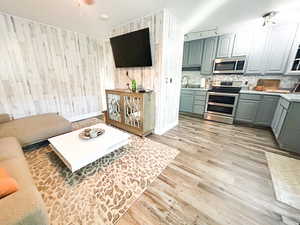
[[131, 80, 137, 92], [241, 80, 250, 90]]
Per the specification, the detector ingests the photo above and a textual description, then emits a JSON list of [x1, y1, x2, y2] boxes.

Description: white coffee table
[[48, 123, 130, 172]]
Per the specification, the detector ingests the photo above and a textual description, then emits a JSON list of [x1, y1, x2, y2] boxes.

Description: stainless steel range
[[204, 81, 242, 124]]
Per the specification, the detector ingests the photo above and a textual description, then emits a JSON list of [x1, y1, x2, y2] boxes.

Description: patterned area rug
[[25, 118, 179, 225]]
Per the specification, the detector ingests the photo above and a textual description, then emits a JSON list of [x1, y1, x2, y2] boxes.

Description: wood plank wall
[[109, 10, 184, 134], [0, 12, 112, 120], [0, 9, 183, 132]]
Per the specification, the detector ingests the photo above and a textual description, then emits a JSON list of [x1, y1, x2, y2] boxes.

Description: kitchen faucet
[[182, 75, 190, 88]]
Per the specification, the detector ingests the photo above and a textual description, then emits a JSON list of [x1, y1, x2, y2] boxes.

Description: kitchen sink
[[182, 84, 201, 88]]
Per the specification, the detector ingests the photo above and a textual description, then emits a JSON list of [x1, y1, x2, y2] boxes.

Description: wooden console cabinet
[[105, 89, 155, 137]]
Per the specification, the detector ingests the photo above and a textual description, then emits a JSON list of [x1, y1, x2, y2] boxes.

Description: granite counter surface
[[240, 90, 300, 102]]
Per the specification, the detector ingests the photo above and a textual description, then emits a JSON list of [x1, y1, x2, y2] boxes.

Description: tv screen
[[110, 28, 152, 68]]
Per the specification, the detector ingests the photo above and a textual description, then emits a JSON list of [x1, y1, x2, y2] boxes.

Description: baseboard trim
[[154, 121, 178, 135], [67, 111, 103, 122]]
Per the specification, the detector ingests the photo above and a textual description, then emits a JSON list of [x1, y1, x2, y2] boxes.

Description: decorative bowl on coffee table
[[79, 128, 105, 140]]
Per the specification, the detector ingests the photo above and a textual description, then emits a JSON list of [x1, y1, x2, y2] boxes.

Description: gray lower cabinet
[[235, 93, 279, 126], [273, 106, 288, 138], [180, 89, 207, 115], [271, 98, 290, 138], [235, 100, 259, 123], [179, 94, 193, 113], [193, 104, 205, 114], [271, 99, 287, 138], [236, 93, 300, 153], [255, 96, 279, 126], [271, 99, 300, 153]]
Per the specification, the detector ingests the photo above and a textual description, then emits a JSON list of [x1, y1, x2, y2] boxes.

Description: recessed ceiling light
[[99, 14, 109, 20]]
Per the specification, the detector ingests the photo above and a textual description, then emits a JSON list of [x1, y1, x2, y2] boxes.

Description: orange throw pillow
[[0, 168, 19, 199], [0, 167, 10, 177]]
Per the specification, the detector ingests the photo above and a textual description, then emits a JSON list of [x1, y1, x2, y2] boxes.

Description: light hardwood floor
[[117, 115, 300, 225]]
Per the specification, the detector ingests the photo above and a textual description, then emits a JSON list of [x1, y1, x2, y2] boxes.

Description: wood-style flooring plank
[[117, 116, 300, 225]]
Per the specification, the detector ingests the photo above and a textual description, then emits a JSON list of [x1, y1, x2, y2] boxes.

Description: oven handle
[[206, 111, 234, 117], [213, 70, 244, 74], [207, 102, 234, 108], [208, 92, 239, 97]]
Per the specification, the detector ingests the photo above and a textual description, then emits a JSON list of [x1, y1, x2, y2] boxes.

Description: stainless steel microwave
[[213, 57, 246, 74]]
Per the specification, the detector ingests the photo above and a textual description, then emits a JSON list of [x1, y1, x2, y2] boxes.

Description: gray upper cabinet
[[246, 24, 298, 74], [182, 40, 204, 68], [201, 37, 218, 75], [286, 25, 300, 75], [264, 23, 297, 74], [216, 34, 235, 58], [246, 28, 268, 74], [182, 42, 190, 67], [183, 23, 299, 75], [232, 30, 251, 57], [188, 39, 204, 67]]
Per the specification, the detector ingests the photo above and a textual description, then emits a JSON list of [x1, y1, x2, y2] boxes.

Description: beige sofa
[[0, 113, 73, 225], [0, 137, 49, 225], [0, 113, 72, 147]]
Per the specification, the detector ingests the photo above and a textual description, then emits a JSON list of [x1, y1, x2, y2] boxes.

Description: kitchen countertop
[[181, 87, 208, 91], [240, 90, 300, 102]]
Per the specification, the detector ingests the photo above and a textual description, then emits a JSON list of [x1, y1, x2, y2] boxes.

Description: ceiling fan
[[262, 11, 278, 26], [82, 0, 94, 5], [76, 0, 95, 7]]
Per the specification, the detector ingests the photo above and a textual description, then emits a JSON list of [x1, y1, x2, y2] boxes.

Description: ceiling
[[0, 0, 299, 39]]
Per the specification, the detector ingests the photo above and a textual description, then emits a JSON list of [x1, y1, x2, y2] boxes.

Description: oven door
[[206, 92, 238, 117]]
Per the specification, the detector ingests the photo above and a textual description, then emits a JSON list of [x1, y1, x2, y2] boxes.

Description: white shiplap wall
[[109, 10, 184, 134], [0, 10, 183, 134], [0, 13, 113, 121], [159, 11, 184, 134]]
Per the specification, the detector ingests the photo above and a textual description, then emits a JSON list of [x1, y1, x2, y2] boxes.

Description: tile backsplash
[[182, 71, 300, 90]]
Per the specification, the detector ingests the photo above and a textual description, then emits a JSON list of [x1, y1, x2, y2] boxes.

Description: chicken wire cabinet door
[[123, 95, 143, 130], [105, 90, 155, 136], [107, 94, 121, 122]]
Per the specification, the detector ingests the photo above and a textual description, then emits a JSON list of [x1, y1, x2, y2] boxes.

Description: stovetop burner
[[208, 86, 242, 93]]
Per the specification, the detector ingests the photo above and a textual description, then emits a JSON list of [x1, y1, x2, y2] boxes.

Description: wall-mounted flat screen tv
[[110, 28, 152, 68]]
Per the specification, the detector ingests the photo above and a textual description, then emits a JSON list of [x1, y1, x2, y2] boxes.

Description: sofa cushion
[[0, 114, 11, 124], [0, 156, 48, 225], [0, 113, 72, 147], [0, 137, 24, 161], [0, 176, 19, 199], [0, 168, 19, 199]]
